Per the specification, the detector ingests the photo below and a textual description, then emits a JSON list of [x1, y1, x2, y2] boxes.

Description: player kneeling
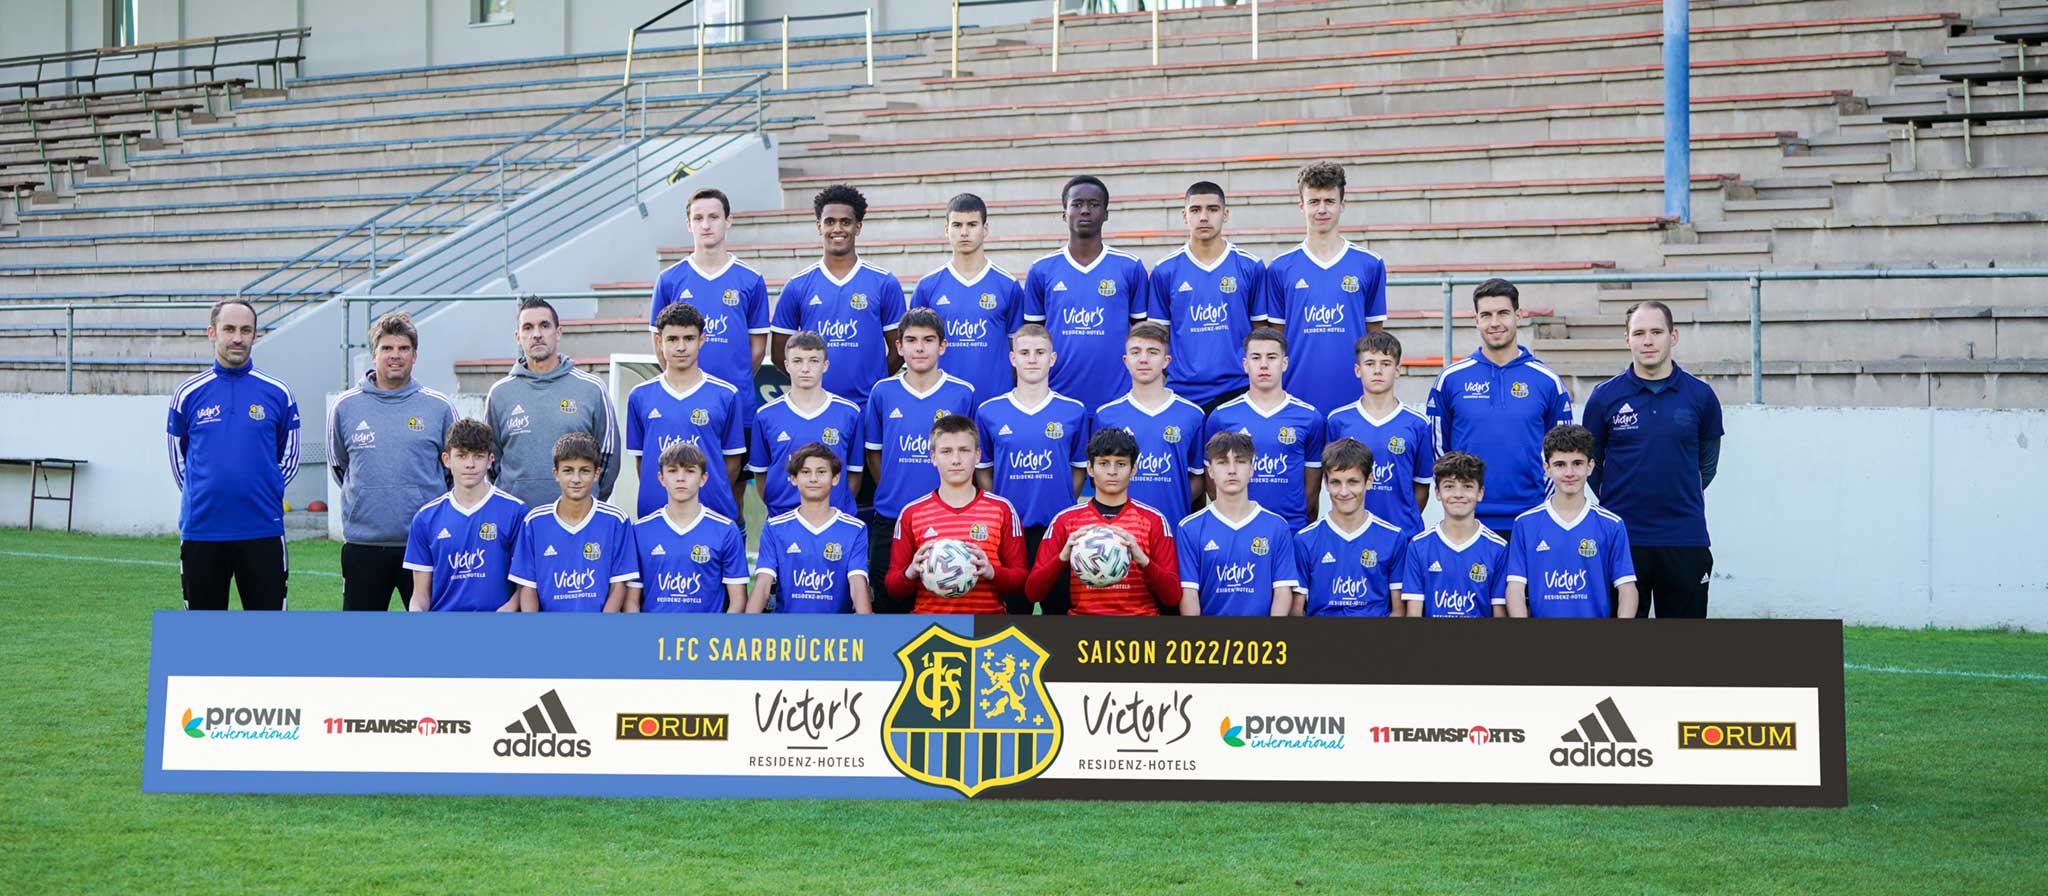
[[1293, 438, 1408, 616], [404, 418, 527, 611], [748, 443, 872, 613], [628, 441, 749, 613], [1395, 452, 1507, 618], [509, 433, 637, 612], [1505, 425, 1638, 618], [1027, 428, 1183, 615]]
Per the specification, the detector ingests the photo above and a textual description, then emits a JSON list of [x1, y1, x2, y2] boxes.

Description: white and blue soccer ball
[[1070, 526, 1133, 588], [920, 538, 981, 598]]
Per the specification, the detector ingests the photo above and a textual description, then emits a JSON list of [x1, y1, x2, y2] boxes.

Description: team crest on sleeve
[[1469, 562, 1488, 583], [247, 404, 266, 421], [968, 522, 989, 542], [691, 408, 710, 425], [1578, 539, 1598, 558], [1162, 425, 1182, 443], [823, 542, 843, 562], [583, 542, 601, 561], [560, 398, 579, 413], [480, 522, 499, 541], [1251, 537, 1270, 556], [1361, 549, 1378, 568], [1219, 275, 1238, 294], [722, 288, 740, 306], [1386, 436, 1406, 455], [1510, 382, 1530, 399], [1341, 275, 1361, 293], [979, 293, 998, 310], [1277, 426, 1296, 445], [691, 544, 711, 563], [883, 625, 1061, 797], [821, 427, 841, 446], [1044, 421, 1064, 439], [850, 293, 870, 311], [407, 416, 425, 432], [1097, 279, 1116, 297]]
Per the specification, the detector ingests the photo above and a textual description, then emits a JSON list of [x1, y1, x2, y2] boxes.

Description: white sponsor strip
[[1043, 683, 1822, 787]]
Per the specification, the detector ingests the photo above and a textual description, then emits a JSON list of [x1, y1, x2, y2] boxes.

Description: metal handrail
[[946, 0, 1261, 78], [626, 6, 874, 89], [2, 27, 311, 97]]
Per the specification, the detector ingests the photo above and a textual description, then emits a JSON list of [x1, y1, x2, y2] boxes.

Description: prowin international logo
[[1551, 697, 1653, 768], [180, 706, 302, 741], [1218, 714, 1346, 750], [494, 690, 592, 758]]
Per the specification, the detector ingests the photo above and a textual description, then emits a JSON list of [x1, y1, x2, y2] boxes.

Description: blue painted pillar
[[1663, 0, 1691, 223]]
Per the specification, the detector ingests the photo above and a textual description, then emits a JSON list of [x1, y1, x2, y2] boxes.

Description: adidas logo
[[997, 424, 1013, 436], [544, 545, 558, 557], [511, 405, 525, 415], [1617, 402, 1634, 414], [923, 527, 940, 538], [1204, 540, 1219, 552], [1052, 282, 1068, 292], [776, 431, 791, 442], [889, 408, 903, 419], [1550, 697, 1652, 768], [647, 408, 663, 419], [1320, 552, 1335, 564], [808, 295, 822, 306], [1177, 281, 1193, 293], [651, 544, 666, 556], [679, 289, 693, 299], [786, 543, 802, 554], [1294, 278, 1309, 289], [493, 689, 591, 758], [355, 421, 371, 431], [1701, 572, 1711, 585], [1536, 540, 1551, 552], [936, 295, 952, 306], [436, 528, 452, 540], [1428, 561, 1443, 572]]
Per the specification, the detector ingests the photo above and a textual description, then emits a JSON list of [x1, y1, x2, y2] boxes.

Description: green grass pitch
[[2, 528, 2043, 894]]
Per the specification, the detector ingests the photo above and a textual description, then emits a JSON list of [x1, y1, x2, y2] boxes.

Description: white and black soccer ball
[[920, 538, 981, 598], [1070, 526, 1133, 588]]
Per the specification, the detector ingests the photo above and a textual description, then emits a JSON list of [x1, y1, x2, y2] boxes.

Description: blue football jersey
[[863, 373, 978, 519], [1094, 392, 1208, 521], [910, 262, 1025, 401], [629, 507, 749, 613], [755, 509, 870, 613], [770, 260, 906, 406], [1174, 504, 1300, 616], [1149, 244, 1263, 407], [1203, 394, 1327, 530], [402, 488, 527, 611], [1426, 347, 1574, 530], [648, 255, 770, 427], [508, 500, 639, 612], [1022, 246, 1151, 412], [624, 374, 746, 521], [1259, 242, 1388, 417], [1325, 401, 1438, 537], [747, 393, 864, 517], [1397, 526, 1509, 619], [1293, 514, 1408, 617], [975, 391, 1091, 528], [1504, 502, 1637, 618]]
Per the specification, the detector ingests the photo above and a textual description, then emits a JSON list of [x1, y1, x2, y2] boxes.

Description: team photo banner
[[144, 613, 1846, 807]]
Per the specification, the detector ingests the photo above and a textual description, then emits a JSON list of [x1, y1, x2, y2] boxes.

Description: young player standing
[[1148, 181, 1265, 412], [910, 193, 1024, 401], [748, 331, 863, 517], [627, 442, 749, 613], [885, 415, 1027, 615], [1427, 279, 1573, 536], [1396, 452, 1508, 619], [771, 184, 905, 407], [748, 444, 873, 614], [863, 309, 977, 611], [1174, 431, 1299, 617], [508, 433, 638, 613], [976, 324, 1090, 611], [1203, 329, 1326, 530], [648, 187, 769, 430], [1028, 428, 1184, 615], [1504, 425, 1639, 619], [626, 302, 746, 522], [1260, 161, 1387, 418], [1024, 175, 1151, 413], [1293, 438, 1409, 617], [403, 419, 527, 612], [1325, 331, 1435, 537], [1093, 322, 1207, 521]]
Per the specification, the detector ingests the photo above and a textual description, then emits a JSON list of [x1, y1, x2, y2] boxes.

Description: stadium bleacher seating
[[1, 0, 2044, 407]]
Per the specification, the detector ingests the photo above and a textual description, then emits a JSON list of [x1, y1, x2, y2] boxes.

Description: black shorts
[[180, 537, 289, 611], [1628, 545, 1713, 618], [865, 511, 911, 614]]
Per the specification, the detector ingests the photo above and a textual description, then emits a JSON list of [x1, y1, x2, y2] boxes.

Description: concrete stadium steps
[[1748, 166, 2048, 219], [0, 256, 387, 292], [0, 358, 223, 395], [0, 222, 457, 265], [9, 191, 517, 236], [67, 159, 587, 207]]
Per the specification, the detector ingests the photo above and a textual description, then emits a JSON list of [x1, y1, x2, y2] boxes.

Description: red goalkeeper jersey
[[885, 488, 1026, 614], [1027, 498, 1181, 616]]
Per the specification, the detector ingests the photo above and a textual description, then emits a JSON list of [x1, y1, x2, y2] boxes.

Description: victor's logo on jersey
[[1386, 436, 1406, 455], [559, 398, 578, 414], [1277, 426, 1296, 445], [583, 542, 601, 561], [247, 404, 266, 421], [1044, 421, 1064, 439], [968, 522, 989, 542], [1252, 454, 1289, 477], [479, 522, 498, 541], [1009, 448, 1057, 475], [883, 626, 1061, 797], [1611, 402, 1639, 430], [1250, 537, 1269, 556], [1161, 425, 1182, 443], [1096, 278, 1116, 297], [690, 544, 710, 563], [1360, 549, 1378, 568], [849, 293, 869, 311], [1341, 275, 1361, 293], [817, 319, 860, 342], [979, 292, 997, 310], [1579, 538, 1598, 558], [1136, 451, 1173, 476], [947, 318, 991, 343], [1188, 302, 1229, 328], [1460, 381, 1489, 400], [1370, 461, 1395, 490], [722, 288, 740, 306], [1511, 382, 1530, 399], [194, 404, 222, 425], [823, 542, 843, 562], [1060, 306, 1108, 332], [691, 408, 710, 425], [1469, 562, 1488, 583], [1303, 304, 1346, 329], [821, 427, 841, 446], [1219, 275, 1238, 294]]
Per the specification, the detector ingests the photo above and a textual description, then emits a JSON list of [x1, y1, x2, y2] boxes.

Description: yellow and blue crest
[[883, 625, 1061, 797]]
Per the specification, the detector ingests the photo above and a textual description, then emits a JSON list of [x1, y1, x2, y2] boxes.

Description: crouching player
[[509, 433, 637, 612], [1396, 451, 1507, 618], [1027, 428, 1183, 615], [1505, 424, 1638, 618], [1292, 438, 1408, 616], [748, 443, 873, 613], [404, 418, 527, 611], [885, 414, 1027, 614], [629, 441, 749, 613], [1174, 431, 1298, 616]]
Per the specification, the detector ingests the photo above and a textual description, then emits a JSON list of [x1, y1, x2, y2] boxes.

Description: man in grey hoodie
[[328, 311, 460, 611], [484, 296, 621, 510]]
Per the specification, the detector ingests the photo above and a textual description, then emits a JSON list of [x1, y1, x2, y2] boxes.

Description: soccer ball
[[1070, 526, 1133, 588], [920, 538, 981, 598]]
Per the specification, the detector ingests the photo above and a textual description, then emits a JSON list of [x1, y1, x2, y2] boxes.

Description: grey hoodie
[[327, 372, 459, 546], [482, 356, 620, 510]]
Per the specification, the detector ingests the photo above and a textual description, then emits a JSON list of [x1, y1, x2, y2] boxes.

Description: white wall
[[0, 394, 184, 535]]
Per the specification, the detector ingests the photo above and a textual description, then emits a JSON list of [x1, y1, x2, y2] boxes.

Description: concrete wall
[[0, 394, 185, 535]]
